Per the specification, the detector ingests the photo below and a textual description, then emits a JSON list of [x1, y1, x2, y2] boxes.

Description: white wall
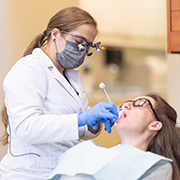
[[167, 55, 180, 124], [79, 0, 166, 50], [80, 0, 180, 124], [0, 0, 10, 160]]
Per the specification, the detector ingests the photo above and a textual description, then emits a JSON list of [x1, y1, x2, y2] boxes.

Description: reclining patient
[[47, 93, 180, 180]]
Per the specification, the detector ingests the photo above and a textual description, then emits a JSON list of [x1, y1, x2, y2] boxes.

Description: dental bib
[[46, 140, 172, 180]]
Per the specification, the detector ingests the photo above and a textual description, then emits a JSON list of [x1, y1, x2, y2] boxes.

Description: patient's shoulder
[[139, 160, 172, 180]]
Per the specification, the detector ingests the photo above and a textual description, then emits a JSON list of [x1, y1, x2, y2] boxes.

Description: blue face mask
[[55, 40, 87, 69]]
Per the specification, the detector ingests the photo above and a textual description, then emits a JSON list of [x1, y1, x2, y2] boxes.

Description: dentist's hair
[[0, 6, 97, 146], [146, 93, 180, 180], [23, 6, 97, 57], [1, 103, 8, 145]]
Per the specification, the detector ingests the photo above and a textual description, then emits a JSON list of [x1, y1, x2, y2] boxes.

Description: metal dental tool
[[99, 82, 124, 118], [99, 82, 112, 102]]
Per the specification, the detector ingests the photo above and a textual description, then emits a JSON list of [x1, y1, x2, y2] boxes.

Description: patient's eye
[[134, 99, 145, 106], [142, 103, 149, 110]]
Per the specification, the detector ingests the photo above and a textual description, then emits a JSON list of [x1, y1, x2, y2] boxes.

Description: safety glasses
[[119, 98, 160, 122], [60, 30, 104, 52]]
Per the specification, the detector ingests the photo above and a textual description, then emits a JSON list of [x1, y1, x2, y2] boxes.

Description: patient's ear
[[148, 121, 163, 132]]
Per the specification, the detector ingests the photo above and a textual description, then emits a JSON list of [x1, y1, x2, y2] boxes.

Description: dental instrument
[[99, 82, 123, 118], [99, 82, 111, 102]]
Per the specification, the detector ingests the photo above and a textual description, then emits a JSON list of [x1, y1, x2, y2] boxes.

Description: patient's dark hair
[[146, 93, 180, 180]]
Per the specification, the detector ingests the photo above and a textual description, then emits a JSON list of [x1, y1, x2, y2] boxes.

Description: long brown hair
[[146, 93, 180, 180], [0, 103, 8, 146], [0, 6, 97, 146], [23, 6, 97, 56]]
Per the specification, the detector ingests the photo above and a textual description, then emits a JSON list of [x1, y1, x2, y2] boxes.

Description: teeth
[[118, 106, 124, 118], [115, 110, 126, 126], [118, 110, 127, 119], [119, 110, 123, 118]]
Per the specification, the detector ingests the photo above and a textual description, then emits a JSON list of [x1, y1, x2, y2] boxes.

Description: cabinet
[[167, 0, 180, 53]]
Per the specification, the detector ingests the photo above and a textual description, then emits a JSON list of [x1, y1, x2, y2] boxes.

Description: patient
[[47, 93, 180, 180]]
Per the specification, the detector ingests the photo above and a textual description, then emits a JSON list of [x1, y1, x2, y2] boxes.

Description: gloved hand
[[78, 102, 119, 133]]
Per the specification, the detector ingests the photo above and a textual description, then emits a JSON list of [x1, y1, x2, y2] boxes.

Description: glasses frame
[[60, 30, 101, 50], [120, 98, 160, 122]]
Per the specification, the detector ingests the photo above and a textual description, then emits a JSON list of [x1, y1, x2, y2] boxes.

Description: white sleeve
[[79, 123, 103, 140]]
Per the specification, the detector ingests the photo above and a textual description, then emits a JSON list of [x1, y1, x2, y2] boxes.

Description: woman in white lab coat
[[0, 7, 119, 180]]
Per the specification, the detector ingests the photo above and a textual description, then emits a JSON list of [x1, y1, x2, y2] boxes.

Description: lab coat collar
[[32, 48, 54, 69], [32, 48, 83, 110]]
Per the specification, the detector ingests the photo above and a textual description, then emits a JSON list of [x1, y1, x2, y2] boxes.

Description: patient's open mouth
[[119, 106, 127, 119], [118, 106, 127, 119], [119, 111, 127, 119], [115, 110, 127, 125]]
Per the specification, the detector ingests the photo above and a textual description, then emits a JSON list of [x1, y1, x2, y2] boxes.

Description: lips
[[115, 110, 127, 125]]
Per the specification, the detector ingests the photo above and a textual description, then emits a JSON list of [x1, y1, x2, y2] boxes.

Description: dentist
[[0, 6, 119, 180]]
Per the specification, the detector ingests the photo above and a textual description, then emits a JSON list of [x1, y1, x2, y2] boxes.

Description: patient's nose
[[123, 102, 132, 109]]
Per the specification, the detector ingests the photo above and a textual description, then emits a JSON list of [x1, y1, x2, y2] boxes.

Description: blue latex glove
[[78, 102, 119, 133]]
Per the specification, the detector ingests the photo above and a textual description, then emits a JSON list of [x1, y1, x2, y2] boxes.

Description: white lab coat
[[0, 48, 101, 180]]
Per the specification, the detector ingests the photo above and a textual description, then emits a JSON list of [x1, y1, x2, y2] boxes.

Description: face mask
[[55, 40, 87, 69]]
